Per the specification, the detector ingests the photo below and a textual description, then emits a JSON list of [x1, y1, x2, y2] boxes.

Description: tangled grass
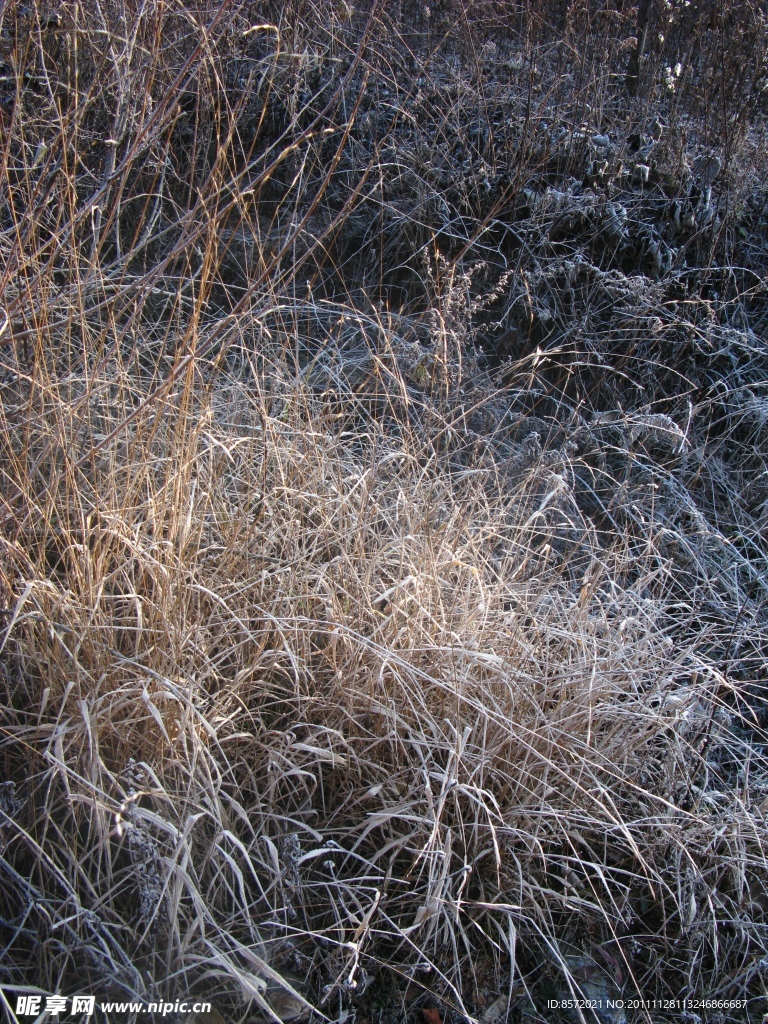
[[1, 1, 768, 1022]]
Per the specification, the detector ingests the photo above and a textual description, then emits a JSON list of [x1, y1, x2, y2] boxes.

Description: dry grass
[[1, 1, 767, 1022]]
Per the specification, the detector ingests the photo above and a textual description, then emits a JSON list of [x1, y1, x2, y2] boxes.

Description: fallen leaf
[[422, 1007, 442, 1024], [481, 995, 508, 1024], [267, 990, 308, 1023], [188, 1012, 226, 1024]]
